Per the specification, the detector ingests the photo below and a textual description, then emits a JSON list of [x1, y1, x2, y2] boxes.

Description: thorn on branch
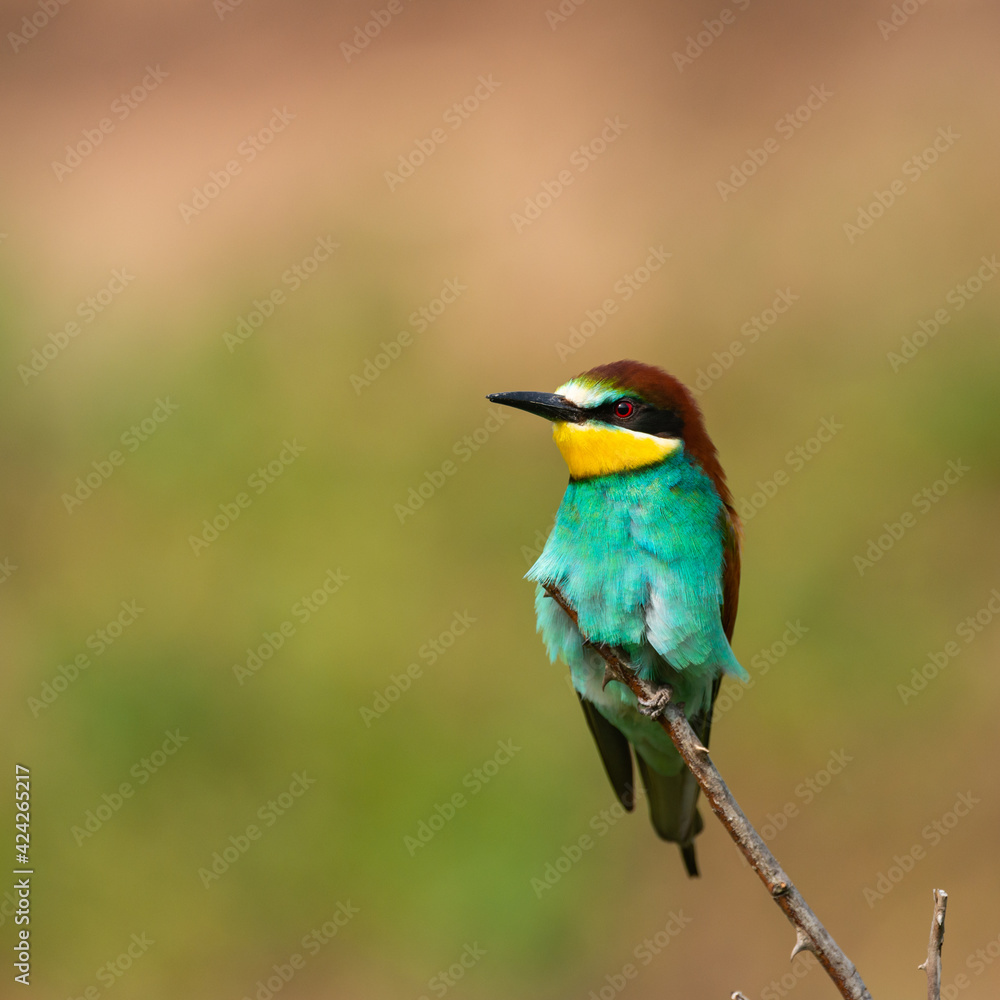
[[791, 928, 816, 959]]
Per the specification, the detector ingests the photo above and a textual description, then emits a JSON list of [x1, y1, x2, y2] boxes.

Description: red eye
[[614, 400, 634, 418]]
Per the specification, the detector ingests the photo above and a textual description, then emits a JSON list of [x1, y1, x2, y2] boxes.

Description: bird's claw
[[637, 687, 672, 718]]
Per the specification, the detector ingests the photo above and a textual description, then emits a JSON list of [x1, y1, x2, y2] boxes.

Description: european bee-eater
[[489, 360, 745, 876]]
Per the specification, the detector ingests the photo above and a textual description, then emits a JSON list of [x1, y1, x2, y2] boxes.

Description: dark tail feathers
[[635, 755, 704, 878]]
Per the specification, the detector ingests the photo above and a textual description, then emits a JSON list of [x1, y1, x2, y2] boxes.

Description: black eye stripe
[[591, 398, 683, 438]]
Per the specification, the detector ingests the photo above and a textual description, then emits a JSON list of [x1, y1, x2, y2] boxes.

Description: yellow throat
[[552, 421, 679, 479]]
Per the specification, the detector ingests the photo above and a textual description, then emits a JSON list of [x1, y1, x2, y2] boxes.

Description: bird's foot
[[637, 686, 672, 718]]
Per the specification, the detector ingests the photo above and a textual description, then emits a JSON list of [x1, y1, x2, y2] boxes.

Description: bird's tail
[[635, 755, 704, 876], [641, 673, 723, 877]]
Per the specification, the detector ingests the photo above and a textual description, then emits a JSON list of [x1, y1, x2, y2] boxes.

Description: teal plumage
[[528, 450, 745, 771], [489, 360, 745, 876]]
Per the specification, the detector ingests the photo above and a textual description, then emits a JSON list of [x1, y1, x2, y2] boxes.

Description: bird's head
[[489, 359, 729, 493]]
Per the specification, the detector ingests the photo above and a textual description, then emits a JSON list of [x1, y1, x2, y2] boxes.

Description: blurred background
[[1, 0, 999, 997]]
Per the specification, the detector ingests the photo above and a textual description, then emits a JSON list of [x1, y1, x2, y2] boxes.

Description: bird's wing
[[576, 692, 635, 811], [695, 502, 742, 751], [634, 493, 745, 679], [720, 502, 742, 644]]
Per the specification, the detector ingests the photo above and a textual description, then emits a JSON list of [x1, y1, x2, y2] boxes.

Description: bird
[[488, 359, 746, 876]]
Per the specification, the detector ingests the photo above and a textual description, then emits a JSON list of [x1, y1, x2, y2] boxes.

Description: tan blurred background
[[1, 0, 999, 997]]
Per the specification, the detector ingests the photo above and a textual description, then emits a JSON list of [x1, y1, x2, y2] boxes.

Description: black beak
[[487, 391, 584, 423]]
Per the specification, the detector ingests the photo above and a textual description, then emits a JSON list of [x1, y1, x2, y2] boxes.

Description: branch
[[917, 889, 948, 1000], [543, 583, 873, 1000]]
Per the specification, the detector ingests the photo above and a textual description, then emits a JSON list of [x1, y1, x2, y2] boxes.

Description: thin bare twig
[[543, 583, 873, 1000], [917, 889, 948, 1000]]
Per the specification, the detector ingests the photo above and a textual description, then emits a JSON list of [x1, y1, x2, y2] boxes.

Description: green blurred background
[[2, 1, 999, 997]]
